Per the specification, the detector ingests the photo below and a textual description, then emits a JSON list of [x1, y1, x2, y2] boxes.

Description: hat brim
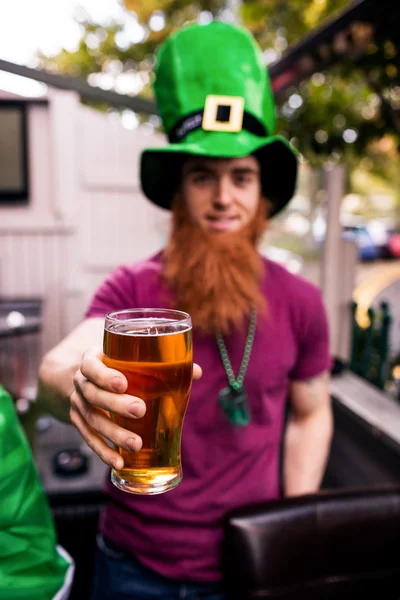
[[140, 131, 298, 218]]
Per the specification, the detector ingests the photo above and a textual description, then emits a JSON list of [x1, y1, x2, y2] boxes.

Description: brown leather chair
[[223, 486, 400, 599]]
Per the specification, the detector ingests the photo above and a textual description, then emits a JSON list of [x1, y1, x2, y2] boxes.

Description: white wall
[[78, 103, 169, 311], [0, 88, 169, 356]]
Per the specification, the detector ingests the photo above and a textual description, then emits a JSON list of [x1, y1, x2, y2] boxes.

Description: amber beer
[[103, 309, 193, 495]]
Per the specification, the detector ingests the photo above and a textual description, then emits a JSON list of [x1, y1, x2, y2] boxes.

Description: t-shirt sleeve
[[85, 265, 138, 319], [290, 288, 332, 381]]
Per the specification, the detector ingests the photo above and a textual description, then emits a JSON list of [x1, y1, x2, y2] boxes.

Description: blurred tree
[[36, 0, 400, 193]]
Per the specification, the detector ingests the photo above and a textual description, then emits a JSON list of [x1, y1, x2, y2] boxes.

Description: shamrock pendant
[[218, 385, 251, 427]]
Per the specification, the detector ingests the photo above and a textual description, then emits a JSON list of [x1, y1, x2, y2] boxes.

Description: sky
[[0, 0, 135, 96], [0, 0, 240, 97]]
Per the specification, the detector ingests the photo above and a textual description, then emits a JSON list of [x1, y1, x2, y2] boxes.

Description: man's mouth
[[205, 215, 239, 231]]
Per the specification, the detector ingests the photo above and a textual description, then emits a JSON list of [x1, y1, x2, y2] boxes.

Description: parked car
[[365, 220, 391, 259], [342, 225, 379, 262], [387, 230, 400, 259]]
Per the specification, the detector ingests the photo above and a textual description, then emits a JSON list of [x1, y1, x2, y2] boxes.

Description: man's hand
[[69, 348, 202, 470]]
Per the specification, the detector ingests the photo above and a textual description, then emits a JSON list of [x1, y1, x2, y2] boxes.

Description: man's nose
[[213, 177, 234, 209]]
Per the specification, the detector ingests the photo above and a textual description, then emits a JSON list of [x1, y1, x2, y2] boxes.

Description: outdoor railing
[[350, 301, 392, 390]]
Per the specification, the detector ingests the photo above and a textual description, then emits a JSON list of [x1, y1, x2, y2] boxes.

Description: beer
[[103, 309, 193, 495]]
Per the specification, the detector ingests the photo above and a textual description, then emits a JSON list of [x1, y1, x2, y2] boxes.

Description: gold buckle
[[202, 95, 244, 133]]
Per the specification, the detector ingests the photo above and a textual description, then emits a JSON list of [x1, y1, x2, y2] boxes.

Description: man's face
[[180, 155, 261, 233]]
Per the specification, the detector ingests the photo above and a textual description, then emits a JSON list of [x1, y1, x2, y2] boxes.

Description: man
[[38, 21, 333, 600], [0, 385, 74, 600]]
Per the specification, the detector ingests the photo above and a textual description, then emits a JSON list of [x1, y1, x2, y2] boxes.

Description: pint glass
[[103, 309, 193, 495]]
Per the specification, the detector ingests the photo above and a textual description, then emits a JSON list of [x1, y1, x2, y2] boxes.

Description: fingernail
[[111, 458, 123, 470], [129, 402, 145, 418], [111, 377, 122, 392], [126, 437, 139, 451]]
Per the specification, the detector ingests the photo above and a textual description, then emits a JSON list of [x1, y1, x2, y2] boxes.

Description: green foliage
[[277, 67, 397, 165], [36, 0, 400, 184], [242, 0, 348, 45], [124, 0, 225, 21], [350, 302, 392, 391]]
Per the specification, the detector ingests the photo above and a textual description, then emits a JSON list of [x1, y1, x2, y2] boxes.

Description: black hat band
[[168, 109, 267, 143]]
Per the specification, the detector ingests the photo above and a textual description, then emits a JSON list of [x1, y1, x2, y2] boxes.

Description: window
[[0, 102, 29, 204]]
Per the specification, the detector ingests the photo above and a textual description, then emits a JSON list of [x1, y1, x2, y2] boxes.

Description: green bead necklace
[[216, 310, 257, 426]]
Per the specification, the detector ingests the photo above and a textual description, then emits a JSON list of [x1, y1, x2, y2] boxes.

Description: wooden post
[[48, 88, 80, 223], [48, 88, 84, 337], [307, 166, 320, 252], [337, 238, 358, 362], [320, 163, 346, 359]]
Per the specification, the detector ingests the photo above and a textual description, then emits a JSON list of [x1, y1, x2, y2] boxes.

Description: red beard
[[162, 197, 269, 335]]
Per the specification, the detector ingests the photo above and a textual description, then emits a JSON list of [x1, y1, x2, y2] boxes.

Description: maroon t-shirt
[[86, 252, 331, 582]]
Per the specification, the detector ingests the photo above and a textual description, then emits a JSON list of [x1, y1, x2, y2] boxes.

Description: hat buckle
[[202, 95, 244, 133]]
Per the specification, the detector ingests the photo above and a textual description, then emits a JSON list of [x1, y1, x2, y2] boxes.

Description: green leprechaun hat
[[140, 21, 298, 217]]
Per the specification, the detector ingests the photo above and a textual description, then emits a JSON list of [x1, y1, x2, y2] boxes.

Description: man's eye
[[193, 174, 210, 183], [235, 175, 250, 185]]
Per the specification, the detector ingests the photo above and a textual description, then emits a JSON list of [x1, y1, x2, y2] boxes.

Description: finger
[[70, 390, 143, 454], [193, 363, 202, 381], [70, 404, 125, 470], [74, 371, 146, 419], [80, 347, 127, 393]]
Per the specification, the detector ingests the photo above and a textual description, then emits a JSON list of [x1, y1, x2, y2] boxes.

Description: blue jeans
[[91, 533, 226, 600]]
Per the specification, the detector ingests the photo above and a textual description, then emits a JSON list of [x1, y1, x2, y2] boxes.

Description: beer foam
[[107, 317, 191, 337]]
